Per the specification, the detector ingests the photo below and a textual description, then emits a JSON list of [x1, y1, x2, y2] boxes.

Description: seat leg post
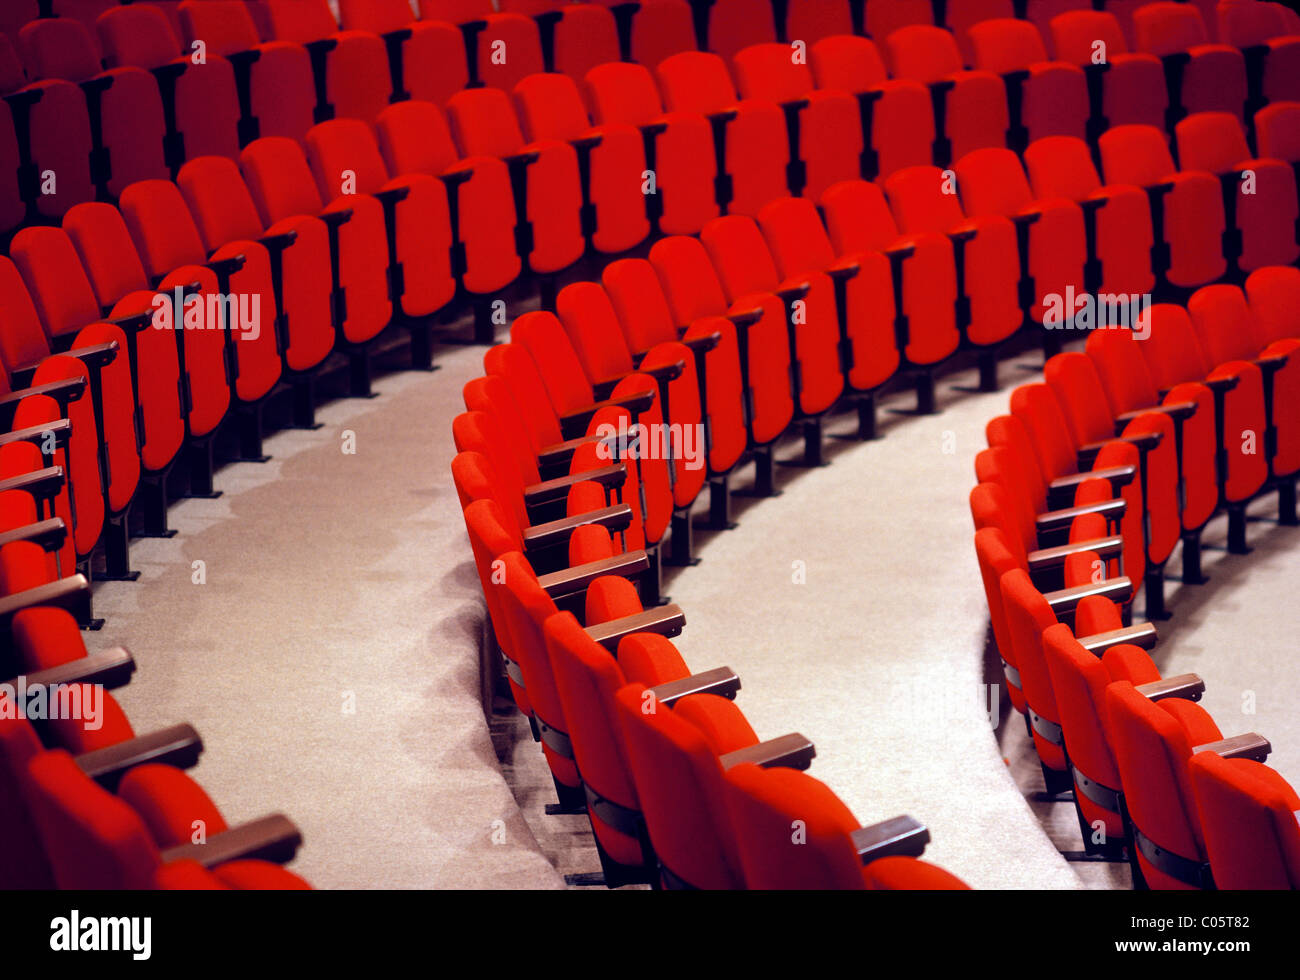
[[1144, 564, 1169, 621], [186, 437, 221, 499], [1278, 476, 1298, 526], [99, 512, 140, 582], [1227, 504, 1250, 555], [547, 777, 587, 814], [915, 371, 936, 415], [237, 403, 270, 463], [704, 474, 733, 530], [1040, 763, 1073, 797], [1181, 528, 1206, 585], [802, 417, 824, 467], [136, 473, 176, 539], [74, 560, 105, 631], [640, 545, 665, 607], [668, 507, 696, 566], [291, 376, 321, 430], [409, 318, 435, 371], [752, 447, 776, 497], [856, 392, 877, 440], [977, 350, 999, 392], [473, 300, 495, 345], [348, 348, 375, 399]]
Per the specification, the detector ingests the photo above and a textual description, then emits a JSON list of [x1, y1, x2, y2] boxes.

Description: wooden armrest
[[0, 517, 67, 554], [524, 463, 625, 507], [646, 667, 740, 708], [1077, 623, 1158, 655], [536, 432, 610, 470], [1048, 464, 1135, 494], [719, 733, 815, 771], [0, 575, 91, 629], [0, 376, 88, 413], [1079, 431, 1161, 469], [774, 280, 812, 305], [0, 466, 65, 501], [1256, 352, 1289, 374], [76, 723, 203, 791], [849, 815, 930, 864], [522, 503, 633, 553], [1044, 577, 1133, 615], [105, 309, 154, 334], [1193, 733, 1271, 763], [0, 417, 72, 452], [12, 647, 135, 691], [1036, 497, 1126, 534], [1135, 673, 1205, 703], [259, 228, 298, 252], [639, 359, 685, 384], [503, 149, 541, 169], [160, 814, 302, 869], [372, 185, 411, 207], [1117, 401, 1196, 427], [682, 330, 722, 356], [559, 389, 656, 436], [319, 207, 353, 230], [1045, 465, 1138, 504], [584, 604, 686, 652], [727, 308, 765, 330], [1027, 535, 1124, 572], [535, 550, 651, 599], [826, 259, 860, 283]]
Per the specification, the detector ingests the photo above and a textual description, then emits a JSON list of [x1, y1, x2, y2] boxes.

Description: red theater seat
[[513, 72, 651, 254], [239, 136, 392, 359], [263, 0, 391, 123], [1174, 111, 1299, 272], [703, 0, 776, 61], [375, 99, 521, 337], [655, 50, 790, 217], [730, 41, 862, 201], [1022, 135, 1155, 299], [1098, 124, 1227, 289], [583, 61, 720, 235], [1049, 9, 1168, 136], [1189, 752, 1300, 889], [885, 24, 1010, 167], [98, 4, 241, 172], [808, 34, 935, 183], [1132, 1, 1247, 125], [177, 0, 317, 144], [336, 0, 469, 104], [1104, 682, 1266, 889], [629, 0, 698, 70], [24, 749, 308, 890], [967, 18, 1089, 150], [447, 86, 586, 281], [723, 763, 969, 889], [18, 17, 169, 198], [1042, 623, 1202, 861], [465, 12, 545, 92]]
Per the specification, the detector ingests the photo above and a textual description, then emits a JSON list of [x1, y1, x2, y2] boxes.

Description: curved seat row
[[970, 265, 1300, 888]]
